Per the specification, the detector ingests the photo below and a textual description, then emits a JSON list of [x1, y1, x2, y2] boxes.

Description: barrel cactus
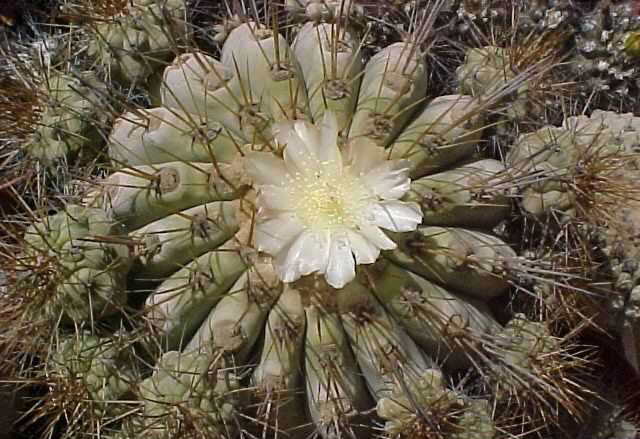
[[3, 3, 625, 439]]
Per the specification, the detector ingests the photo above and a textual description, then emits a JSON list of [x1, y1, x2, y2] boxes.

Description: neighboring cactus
[[489, 314, 559, 386], [48, 331, 138, 417], [596, 189, 640, 374], [456, 40, 570, 123], [24, 71, 109, 164], [20, 205, 132, 323], [136, 350, 242, 438], [570, 1, 640, 100], [506, 110, 640, 372], [457, 46, 515, 99], [79, 0, 189, 83], [285, 0, 363, 23], [455, 0, 640, 110], [507, 110, 640, 217], [377, 369, 495, 439], [482, 314, 596, 434]]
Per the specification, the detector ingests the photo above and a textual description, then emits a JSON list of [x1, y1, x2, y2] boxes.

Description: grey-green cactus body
[[23, 205, 132, 323], [26, 72, 109, 164], [21, 10, 572, 439], [49, 331, 138, 416], [507, 110, 640, 217], [86, 0, 190, 84]]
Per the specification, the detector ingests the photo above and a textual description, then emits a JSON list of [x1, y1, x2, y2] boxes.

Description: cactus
[[136, 349, 242, 438], [457, 46, 514, 98], [482, 313, 597, 434], [453, 1, 640, 111], [506, 109, 640, 384], [456, 45, 537, 119], [24, 71, 110, 165], [507, 110, 640, 218], [4, 2, 640, 439], [570, 1, 640, 101], [48, 331, 138, 416], [285, 0, 363, 23], [15, 16, 523, 437], [377, 368, 495, 439], [75, 0, 190, 84], [595, 179, 640, 374], [20, 205, 132, 323]]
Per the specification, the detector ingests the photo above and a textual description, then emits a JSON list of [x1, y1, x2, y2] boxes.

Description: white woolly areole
[[245, 112, 422, 289]]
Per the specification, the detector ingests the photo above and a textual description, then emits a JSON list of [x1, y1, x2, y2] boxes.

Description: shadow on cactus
[[1, 2, 607, 439]]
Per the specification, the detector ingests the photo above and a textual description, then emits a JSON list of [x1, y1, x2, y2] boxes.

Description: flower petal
[[276, 230, 330, 282], [364, 201, 423, 232], [295, 230, 331, 276], [275, 247, 300, 283], [343, 138, 385, 175], [294, 120, 322, 157], [273, 120, 295, 142], [347, 230, 380, 264], [282, 132, 319, 176], [257, 185, 295, 211], [325, 231, 356, 288], [274, 120, 297, 145], [245, 152, 289, 186], [357, 223, 397, 250], [255, 213, 303, 255], [318, 111, 342, 166], [363, 159, 412, 199], [252, 111, 423, 285]]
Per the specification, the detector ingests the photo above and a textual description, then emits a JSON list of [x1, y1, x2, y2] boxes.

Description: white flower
[[245, 112, 422, 289]]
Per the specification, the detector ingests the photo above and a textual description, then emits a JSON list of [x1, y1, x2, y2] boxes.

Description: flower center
[[286, 161, 371, 230]]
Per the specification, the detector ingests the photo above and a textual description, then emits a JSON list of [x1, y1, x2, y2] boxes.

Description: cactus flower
[[245, 112, 422, 288]]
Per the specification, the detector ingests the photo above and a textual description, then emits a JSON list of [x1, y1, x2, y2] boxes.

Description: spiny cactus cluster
[[452, 0, 640, 111], [22, 205, 131, 322], [62, 0, 190, 84], [507, 110, 640, 217], [563, 1, 640, 98], [25, 71, 110, 164], [2, 1, 640, 439]]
